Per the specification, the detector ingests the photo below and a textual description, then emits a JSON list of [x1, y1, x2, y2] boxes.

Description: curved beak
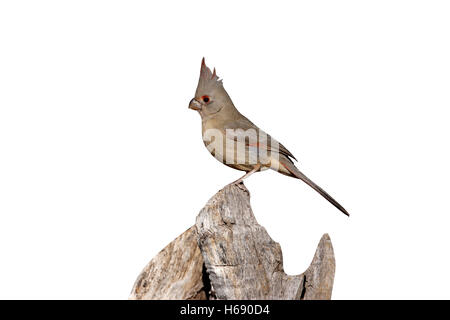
[[188, 98, 202, 111]]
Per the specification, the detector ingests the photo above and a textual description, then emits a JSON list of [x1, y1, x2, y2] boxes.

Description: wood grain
[[130, 183, 335, 300]]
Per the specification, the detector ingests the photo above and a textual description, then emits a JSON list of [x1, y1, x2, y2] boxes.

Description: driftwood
[[130, 183, 335, 300]]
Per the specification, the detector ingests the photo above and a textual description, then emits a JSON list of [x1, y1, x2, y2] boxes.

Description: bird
[[188, 58, 349, 216]]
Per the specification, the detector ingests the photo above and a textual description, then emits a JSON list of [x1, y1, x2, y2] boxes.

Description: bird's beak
[[189, 98, 202, 111]]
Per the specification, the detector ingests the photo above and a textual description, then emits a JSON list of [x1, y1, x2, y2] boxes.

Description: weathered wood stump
[[130, 183, 336, 300]]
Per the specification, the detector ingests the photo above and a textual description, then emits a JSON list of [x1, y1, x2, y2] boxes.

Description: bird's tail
[[279, 160, 350, 216]]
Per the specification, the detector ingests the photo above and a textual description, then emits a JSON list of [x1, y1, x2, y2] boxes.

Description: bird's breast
[[201, 124, 271, 172]]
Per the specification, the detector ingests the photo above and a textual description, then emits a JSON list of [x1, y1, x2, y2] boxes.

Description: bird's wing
[[223, 118, 348, 216], [223, 117, 298, 162]]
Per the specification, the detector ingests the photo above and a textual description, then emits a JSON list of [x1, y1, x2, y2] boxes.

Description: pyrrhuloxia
[[189, 58, 349, 216]]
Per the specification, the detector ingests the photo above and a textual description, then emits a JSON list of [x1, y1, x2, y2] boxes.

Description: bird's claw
[[225, 180, 249, 194]]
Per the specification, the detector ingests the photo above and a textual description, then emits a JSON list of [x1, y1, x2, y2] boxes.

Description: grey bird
[[189, 58, 349, 216]]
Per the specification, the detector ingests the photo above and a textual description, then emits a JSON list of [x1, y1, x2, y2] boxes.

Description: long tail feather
[[280, 161, 349, 216]]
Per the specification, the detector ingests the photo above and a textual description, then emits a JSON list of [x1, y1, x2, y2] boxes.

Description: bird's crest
[[196, 58, 223, 94]]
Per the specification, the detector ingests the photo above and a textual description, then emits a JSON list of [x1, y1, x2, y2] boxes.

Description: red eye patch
[[201, 96, 210, 103]]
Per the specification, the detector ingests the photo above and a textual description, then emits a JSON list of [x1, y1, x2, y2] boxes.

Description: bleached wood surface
[[130, 183, 335, 300]]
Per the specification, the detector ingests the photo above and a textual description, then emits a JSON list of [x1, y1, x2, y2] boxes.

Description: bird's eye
[[202, 96, 210, 103]]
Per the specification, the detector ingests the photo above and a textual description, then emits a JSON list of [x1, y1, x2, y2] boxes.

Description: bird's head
[[189, 58, 235, 117]]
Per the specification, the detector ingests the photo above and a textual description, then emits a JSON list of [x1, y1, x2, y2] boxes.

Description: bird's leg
[[232, 164, 261, 184], [227, 164, 261, 191]]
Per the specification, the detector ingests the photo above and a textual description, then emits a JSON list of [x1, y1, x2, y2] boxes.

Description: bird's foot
[[225, 180, 249, 194]]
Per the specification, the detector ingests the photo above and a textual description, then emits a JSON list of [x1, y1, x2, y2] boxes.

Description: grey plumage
[[189, 58, 349, 216]]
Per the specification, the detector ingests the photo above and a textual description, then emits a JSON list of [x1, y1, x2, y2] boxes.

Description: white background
[[1, 1, 449, 299]]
